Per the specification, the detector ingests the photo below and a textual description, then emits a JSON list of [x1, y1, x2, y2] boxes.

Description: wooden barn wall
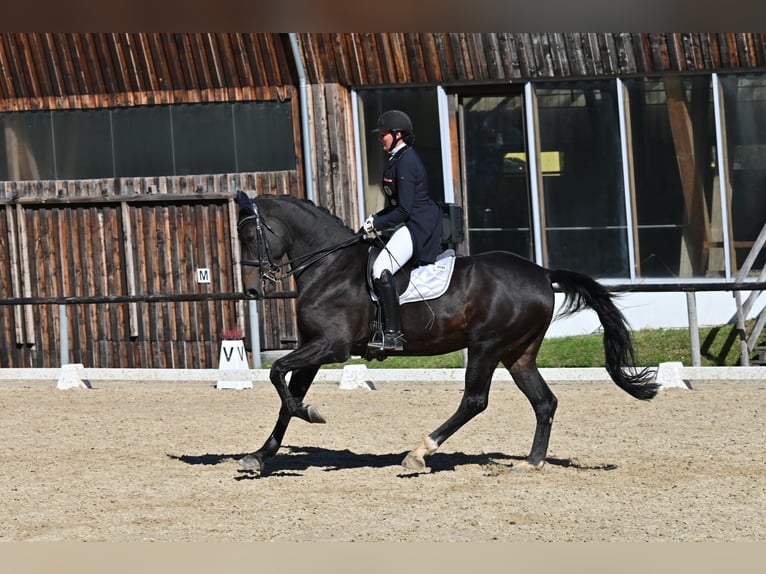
[[306, 83, 359, 226], [0, 33, 294, 111], [296, 33, 766, 85], [0, 172, 300, 369], [3, 34, 765, 112]]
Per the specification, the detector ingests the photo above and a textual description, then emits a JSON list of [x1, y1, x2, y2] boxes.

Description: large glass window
[[627, 76, 721, 278], [720, 74, 766, 275], [0, 100, 295, 182], [357, 88, 444, 216], [462, 93, 532, 260], [112, 106, 174, 177], [172, 104, 236, 176], [0, 111, 55, 180], [234, 101, 295, 172], [53, 109, 113, 179], [536, 81, 628, 277]]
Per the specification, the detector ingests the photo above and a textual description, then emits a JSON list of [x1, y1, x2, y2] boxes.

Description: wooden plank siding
[[292, 33, 766, 86], [0, 33, 293, 111], [0, 173, 299, 368], [1, 32, 766, 110]]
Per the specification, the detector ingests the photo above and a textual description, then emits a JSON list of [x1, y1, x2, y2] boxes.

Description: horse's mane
[[256, 193, 355, 234]]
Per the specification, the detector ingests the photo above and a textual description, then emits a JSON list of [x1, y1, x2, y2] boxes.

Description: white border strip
[[2, 366, 764, 386]]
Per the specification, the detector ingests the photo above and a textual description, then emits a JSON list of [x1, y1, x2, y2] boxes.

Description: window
[[461, 93, 533, 260], [234, 101, 296, 172], [0, 111, 55, 180], [0, 101, 295, 182], [172, 104, 236, 176], [53, 109, 113, 179], [536, 81, 629, 277], [112, 106, 173, 177], [720, 74, 766, 275], [626, 77, 721, 278], [357, 88, 444, 217]]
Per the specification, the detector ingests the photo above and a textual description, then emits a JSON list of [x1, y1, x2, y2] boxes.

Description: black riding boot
[[369, 270, 405, 352]]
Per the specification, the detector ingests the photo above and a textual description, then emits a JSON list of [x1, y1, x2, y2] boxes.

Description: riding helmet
[[371, 110, 414, 134]]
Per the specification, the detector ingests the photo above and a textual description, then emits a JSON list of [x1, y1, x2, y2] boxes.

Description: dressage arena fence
[[2, 280, 765, 371]]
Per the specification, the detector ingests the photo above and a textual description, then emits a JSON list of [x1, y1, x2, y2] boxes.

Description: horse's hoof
[[307, 405, 326, 424], [401, 436, 438, 471], [513, 460, 544, 472], [401, 452, 429, 471], [238, 454, 263, 473]]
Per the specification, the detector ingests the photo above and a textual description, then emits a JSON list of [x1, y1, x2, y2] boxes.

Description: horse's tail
[[549, 269, 658, 401]]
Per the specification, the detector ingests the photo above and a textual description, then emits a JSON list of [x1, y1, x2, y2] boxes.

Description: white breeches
[[372, 226, 414, 279]]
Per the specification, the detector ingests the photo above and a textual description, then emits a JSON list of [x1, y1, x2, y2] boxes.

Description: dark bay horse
[[235, 191, 658, 474]]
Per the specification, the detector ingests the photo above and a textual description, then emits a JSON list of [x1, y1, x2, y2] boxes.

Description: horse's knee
[[534, 395, 557, 423], [462, 394, 489, 416], [269, 363, 287, 386]]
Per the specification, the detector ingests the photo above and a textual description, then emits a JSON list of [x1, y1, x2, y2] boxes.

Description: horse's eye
[[239, 225, 257, 243]]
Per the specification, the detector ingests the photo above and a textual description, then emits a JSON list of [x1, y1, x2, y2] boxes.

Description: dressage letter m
[[197, 268, 211, 283]]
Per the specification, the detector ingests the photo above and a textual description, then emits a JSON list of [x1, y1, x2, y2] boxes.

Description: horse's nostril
[[246, 288, 260, 299]]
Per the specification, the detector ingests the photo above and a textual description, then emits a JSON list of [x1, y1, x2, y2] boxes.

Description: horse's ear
[[236, 190, 256, 217]]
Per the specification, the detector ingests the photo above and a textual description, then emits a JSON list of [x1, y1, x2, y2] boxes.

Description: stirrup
[[367, 330, 405, 352], [367, 329, 385, 351]]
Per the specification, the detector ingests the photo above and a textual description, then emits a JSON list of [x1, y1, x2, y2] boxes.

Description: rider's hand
[[363, 215, 376, 235]]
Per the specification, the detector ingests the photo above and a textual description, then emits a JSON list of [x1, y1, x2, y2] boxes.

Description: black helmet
[[371, 110, 413, 134]]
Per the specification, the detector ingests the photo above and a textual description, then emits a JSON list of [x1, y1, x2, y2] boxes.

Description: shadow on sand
[[167, 446, 617, 479]]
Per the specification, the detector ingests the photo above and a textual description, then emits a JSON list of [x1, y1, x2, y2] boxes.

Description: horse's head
[[236, 191, 289, 299]]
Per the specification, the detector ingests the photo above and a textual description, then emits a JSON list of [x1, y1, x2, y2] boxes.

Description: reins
[[282, 234, 367, 277]]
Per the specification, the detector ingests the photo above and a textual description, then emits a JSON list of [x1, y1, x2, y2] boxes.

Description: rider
[[363, 109, 443, 352]]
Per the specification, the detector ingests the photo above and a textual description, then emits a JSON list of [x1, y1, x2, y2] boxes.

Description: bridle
[[237, 203, 283, 293], [237, 199, 365, 298]]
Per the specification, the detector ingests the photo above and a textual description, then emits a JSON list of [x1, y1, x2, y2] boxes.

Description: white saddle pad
[[371, 250, 457, 304]]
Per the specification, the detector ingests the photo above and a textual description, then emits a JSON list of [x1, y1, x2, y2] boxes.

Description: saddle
[[366, 246, 457, 304]]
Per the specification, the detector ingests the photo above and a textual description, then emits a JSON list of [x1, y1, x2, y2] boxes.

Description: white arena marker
[[339, 364, 375, 390], [655, 361, 692, 390], [56, 363, 91, 389], [216, 340, 253, 389]]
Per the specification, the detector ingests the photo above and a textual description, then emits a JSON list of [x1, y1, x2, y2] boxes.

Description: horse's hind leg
[[239, 366, 320, 473], [402, 345, 497, 471], [504, 354, 558, 470]]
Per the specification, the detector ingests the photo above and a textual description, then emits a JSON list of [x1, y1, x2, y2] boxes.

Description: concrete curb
[[1, 363, 764, 388]]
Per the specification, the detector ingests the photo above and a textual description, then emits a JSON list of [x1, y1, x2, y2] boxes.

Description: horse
[[235, 191, 658, 475]]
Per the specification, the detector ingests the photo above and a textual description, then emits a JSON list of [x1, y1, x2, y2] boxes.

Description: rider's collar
[[388, 142, 408, 158]]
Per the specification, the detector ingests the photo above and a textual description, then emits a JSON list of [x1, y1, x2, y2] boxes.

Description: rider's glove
[[363, 215, 376, 235]]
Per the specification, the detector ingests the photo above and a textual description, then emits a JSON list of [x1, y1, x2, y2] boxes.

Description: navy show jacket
[[372, 145, 442, 266]]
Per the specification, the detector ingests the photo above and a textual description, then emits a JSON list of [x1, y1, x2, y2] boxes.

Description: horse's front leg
[[239, 339, 348, 474], [239, 365, 320, 473], [268, 359, 327, 424], [268, 340, 346, 423]]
